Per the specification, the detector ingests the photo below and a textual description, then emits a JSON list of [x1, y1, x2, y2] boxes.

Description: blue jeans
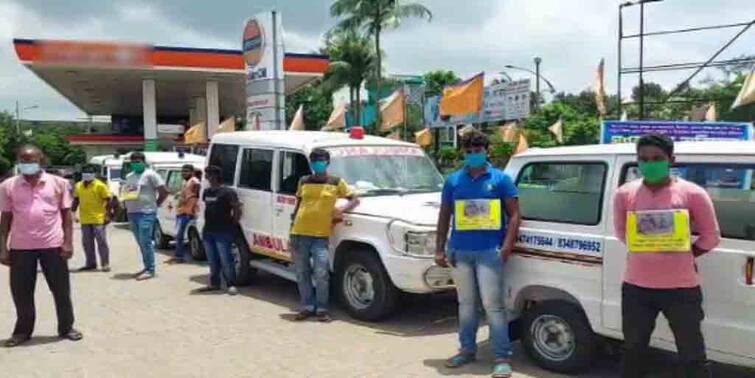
[[449, 248, 512, 360], [129, 212, 156, 274], [291, 235, 330, 313], [202, 231, 236, 288], [175, 215, 193, 260]]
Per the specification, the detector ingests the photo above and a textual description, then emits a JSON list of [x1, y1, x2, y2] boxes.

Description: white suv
[[200, 131, 453, 321], [503, 141, 755, 372]]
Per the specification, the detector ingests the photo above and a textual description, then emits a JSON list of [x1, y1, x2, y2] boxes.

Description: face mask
[[131, 162, 146, 174], [639, 160, 670, 184], [464, 153, 487, 169], [18, 163, 41, 176], [82, 173, 96, 182], [311, 161, 328, 174]]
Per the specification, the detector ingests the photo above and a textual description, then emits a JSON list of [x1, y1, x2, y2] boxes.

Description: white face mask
[[82, 173, 96, 182], [18, 162, 41, 176]]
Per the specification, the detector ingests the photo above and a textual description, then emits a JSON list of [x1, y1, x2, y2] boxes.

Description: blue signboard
[[601, 120, 754, 144]]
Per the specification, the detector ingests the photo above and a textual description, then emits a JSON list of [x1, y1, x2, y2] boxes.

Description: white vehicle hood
[[347, 192, 441, 225]]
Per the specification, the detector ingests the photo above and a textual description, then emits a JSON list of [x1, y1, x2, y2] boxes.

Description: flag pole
[[403, 84, 408, 141]]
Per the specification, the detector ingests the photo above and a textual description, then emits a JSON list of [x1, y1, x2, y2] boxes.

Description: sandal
[[316, 312, 333, 323], [445, 353, 476, 368], [4, 335, 30, 348], [294, 310, 315, 321], [492, 359, 513, 378], [60, 329, 83, 342]]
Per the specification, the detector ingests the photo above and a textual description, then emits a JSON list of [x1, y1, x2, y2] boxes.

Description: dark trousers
[[9, 249, 75, 337], [621, 283, 711, 378]]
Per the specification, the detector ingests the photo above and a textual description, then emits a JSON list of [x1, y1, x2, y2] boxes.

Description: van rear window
[[208, 144, 239, 185], [622, 163, 755, 241]]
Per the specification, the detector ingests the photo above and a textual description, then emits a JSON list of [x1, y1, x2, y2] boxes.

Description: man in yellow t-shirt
[[72, 165, 115, 272], [290, 148, 359, 322]]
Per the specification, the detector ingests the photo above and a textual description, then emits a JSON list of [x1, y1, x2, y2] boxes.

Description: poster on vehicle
[[424, 79, 532, 128], [601, 120, 754, 144]]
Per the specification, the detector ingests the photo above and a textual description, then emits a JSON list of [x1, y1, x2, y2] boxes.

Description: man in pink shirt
[[613, 134, 720, 378], [0, 145, 83, 347]]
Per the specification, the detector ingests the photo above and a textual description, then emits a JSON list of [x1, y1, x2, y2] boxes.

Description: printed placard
[[626, 209, 691, 253], [454, 199, 501, 231]]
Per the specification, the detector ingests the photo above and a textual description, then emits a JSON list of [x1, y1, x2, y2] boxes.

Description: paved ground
[[0, 224, 753, 378]]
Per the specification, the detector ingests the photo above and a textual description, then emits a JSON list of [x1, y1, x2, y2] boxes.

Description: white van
[[118, 152, 205, 241], [153, 160, 205, 258], [89, 154, 124, 197], [200, 131, 451, 321], [502, 141, 755, 372]]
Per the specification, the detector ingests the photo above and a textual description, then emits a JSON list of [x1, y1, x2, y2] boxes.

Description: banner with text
[[425, 79, 531, 128], [601, 120, 753, 144]]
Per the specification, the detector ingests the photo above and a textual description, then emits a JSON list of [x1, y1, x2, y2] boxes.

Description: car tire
[[188, 228, 206, 261], [521, 300, 596, 374], [233, 233, 256, 286], [336, 249, 399, 322], [154, 221, 171, 250]]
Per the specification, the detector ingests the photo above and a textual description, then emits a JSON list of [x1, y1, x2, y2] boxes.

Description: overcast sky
[[1, 0, 753, 121]]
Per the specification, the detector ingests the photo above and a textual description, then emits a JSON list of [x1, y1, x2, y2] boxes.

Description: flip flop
[[492, 360, 513, 378], [4, 336, 30, 348], [445, 353, 476, 368]]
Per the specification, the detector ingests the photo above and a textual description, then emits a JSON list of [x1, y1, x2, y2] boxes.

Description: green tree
[[330, 0, 432, 129], [423, 70, 460, 97], [322, 29, 376, 123], [285, 85, 334, 130]]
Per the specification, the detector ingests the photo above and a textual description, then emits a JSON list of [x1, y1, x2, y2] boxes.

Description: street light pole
[[639, 1, 645, 119], [534, 57, 542, 106], [15, 101, 39, 134]]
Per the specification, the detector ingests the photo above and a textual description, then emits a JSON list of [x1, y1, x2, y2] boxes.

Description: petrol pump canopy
[[13, 39, 329, 117]]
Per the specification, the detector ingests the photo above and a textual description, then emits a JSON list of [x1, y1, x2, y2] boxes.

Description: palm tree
[[322, 30, 377, 124], [330, 0, 432, 128]]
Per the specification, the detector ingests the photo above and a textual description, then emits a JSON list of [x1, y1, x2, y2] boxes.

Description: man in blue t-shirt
[[435, 130, 521, 378]]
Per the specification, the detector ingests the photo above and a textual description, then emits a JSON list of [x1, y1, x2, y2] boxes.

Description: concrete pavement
[[0, 224, 752, 378]]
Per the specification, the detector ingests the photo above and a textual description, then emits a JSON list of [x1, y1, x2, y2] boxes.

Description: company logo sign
[[243, 19, 267, 79]]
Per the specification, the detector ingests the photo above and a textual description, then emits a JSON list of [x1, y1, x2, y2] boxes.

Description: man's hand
[[0, 247, 10, 266], [60, 244, 73, 259], [104, 214, 112, 225], [434, 251, 449, 268], [73, 215, 80, 223]]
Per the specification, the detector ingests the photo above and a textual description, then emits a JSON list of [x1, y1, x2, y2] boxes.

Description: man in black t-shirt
[[198, 165, 242, 295]]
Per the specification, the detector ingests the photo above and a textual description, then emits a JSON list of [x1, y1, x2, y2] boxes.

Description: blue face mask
[[18, 162, 41, 176], [82, 173, 96, 182], [464, 153, 487, 168], [311, 161, 328, 174]]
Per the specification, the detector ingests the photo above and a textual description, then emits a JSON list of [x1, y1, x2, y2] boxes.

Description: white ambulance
[[503, 141, 755, 372], [198, 130, 452, 321]]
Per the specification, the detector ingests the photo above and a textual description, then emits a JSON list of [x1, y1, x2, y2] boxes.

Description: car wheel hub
[[530, 314, 575, 362], [343, 264, 374, 310]]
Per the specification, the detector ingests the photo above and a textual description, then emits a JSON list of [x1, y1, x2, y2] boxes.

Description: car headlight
[[404, 231, 436, 258]]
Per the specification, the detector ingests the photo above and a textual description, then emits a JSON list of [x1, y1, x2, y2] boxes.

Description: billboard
[[243, 11, 285, 130], [425, 79, 531, 128], [601, 120, 753, 144]]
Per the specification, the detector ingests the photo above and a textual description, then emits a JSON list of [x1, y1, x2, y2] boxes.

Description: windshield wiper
[[363, 188, 409, 196]]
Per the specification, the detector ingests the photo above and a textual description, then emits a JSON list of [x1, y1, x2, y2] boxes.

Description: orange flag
[[380, 89, 405, 131], [184, 122, 206, 144], [325, 102, 347, 130], [498, 122, 519, 142], [289, 105, 305, 130], [732, 69, 755, 109], [514, 131, 529, 155], [414, 128, 432, 147], [440, 73, 484, 116], [216, 118, 235, 134]]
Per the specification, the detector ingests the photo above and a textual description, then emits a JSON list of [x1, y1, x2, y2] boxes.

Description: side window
[[166, 171, 184, 194], [278, 151, 310, 195], [239, 149, 273, 191], [208, 144, 239, 185], [622, 163, 755, 241], [517, 162, 607, 225]]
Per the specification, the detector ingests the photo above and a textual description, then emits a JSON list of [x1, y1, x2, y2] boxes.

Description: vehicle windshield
[[327, 146, 444, 196], [108, 168, 122, 181]]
